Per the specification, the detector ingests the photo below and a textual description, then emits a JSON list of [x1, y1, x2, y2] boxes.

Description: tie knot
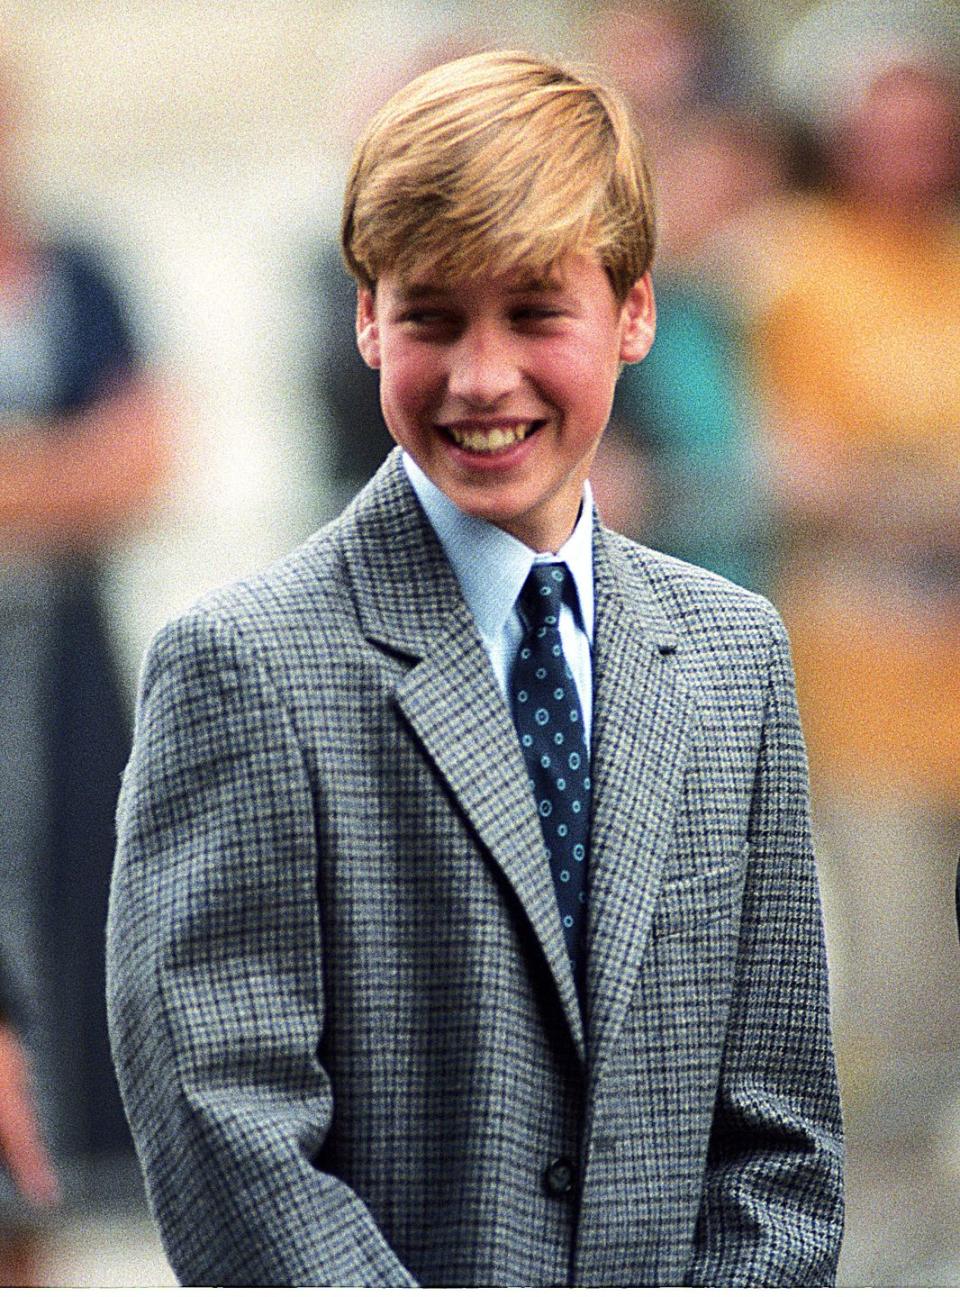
[[519, 563, 569, 632]]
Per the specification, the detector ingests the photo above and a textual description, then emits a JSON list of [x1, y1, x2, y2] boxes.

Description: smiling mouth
[[442, 421, 541, 453]]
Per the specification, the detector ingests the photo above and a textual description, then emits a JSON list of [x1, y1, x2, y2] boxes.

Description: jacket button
[[543, 1156, 577, 1198]]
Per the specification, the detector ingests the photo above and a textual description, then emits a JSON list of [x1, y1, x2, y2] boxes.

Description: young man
[[107, 51, 843, 1285]]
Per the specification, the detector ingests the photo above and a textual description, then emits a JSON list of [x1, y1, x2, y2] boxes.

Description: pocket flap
[[651, 844, 749, 938]]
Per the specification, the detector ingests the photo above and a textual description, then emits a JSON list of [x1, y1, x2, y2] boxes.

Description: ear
[[618, 272, 656, 364], [356, 285, 382, 369]]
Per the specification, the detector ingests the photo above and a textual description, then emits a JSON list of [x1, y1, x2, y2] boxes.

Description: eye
[[512, 304, 565, 330], [398, 309, 460, 336], [401, 309, 441, 323]]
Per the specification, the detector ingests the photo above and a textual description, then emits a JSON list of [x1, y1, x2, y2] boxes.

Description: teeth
[[447, 422, 534, 452]]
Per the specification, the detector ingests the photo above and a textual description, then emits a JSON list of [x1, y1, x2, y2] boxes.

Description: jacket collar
[[339, 451, 696, 1074], [338, 449, 468, 660]]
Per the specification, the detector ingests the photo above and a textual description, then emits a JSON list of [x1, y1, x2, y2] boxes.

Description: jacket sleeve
[[683, 614, 844, 1285], [106, 610, 418, 1286]]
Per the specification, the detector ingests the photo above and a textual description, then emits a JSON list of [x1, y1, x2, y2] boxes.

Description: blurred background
[[0, 0, 958, 1284]]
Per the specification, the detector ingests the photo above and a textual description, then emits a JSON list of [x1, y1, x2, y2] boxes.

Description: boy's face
[[356, 253, 655, 553]]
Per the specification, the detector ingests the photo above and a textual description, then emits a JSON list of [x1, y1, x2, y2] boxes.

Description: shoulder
[[598, 527, 786, 670], [602, 528, 780, 623], [141, 459, 417, 692], [145, 521, 354, 687]]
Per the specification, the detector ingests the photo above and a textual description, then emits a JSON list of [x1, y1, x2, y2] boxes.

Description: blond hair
[[341, 49, 656, 302]]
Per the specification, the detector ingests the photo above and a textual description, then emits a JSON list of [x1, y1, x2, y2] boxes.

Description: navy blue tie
[[511, 563, 590, 998]]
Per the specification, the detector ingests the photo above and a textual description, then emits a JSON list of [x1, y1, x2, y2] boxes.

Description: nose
[[446, 325, 518, 408]]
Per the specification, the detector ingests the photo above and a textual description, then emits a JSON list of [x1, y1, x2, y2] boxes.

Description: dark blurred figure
[[306, 35, 484, 519], [588, 1, 782, 592], [0, 67, 168, 1283], [308, 239, 391, 516], [744, 0, 960, 1280]]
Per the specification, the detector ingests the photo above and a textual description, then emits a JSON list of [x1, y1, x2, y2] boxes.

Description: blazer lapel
[[340, 454, 586, 1060], [585, 526, 698, 1080]]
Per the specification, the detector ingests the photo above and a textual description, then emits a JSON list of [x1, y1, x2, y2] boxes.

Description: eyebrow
[[512, 273, 564, 292], [393, 282, 445, 301], [394, 274, 565, 300]]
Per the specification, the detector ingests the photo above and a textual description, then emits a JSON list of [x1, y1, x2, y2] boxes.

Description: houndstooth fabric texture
[[107, 449, 843, 1286]]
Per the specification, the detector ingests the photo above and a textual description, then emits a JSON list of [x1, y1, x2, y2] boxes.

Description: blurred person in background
[[739, 0, 960, 1278], [307, 34, 483, 521], [307, 238, 392, 517], [0, 954, 59, 1284], [0, 64, 169, 1284], [590, 0, 748, 158], [588, 0, 779, 593]]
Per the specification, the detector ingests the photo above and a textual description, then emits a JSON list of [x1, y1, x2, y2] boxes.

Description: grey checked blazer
[[107, 450, 843, 1286]]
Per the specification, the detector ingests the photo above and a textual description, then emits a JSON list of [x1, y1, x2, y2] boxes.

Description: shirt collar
[[402, 451, 595, 644]]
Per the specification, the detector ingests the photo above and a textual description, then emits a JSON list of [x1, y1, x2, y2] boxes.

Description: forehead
[[379, 252, 608, 301]]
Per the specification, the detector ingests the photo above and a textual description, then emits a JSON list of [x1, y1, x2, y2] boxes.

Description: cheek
[[541, 344, 619, 429], [379, 346, 441, 426]]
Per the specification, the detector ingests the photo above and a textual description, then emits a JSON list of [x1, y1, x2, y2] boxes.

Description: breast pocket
[[651, 843, 749, 940]]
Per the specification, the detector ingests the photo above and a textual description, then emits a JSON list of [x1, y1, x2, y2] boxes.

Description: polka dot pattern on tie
[[511, 562, 591, 999]]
